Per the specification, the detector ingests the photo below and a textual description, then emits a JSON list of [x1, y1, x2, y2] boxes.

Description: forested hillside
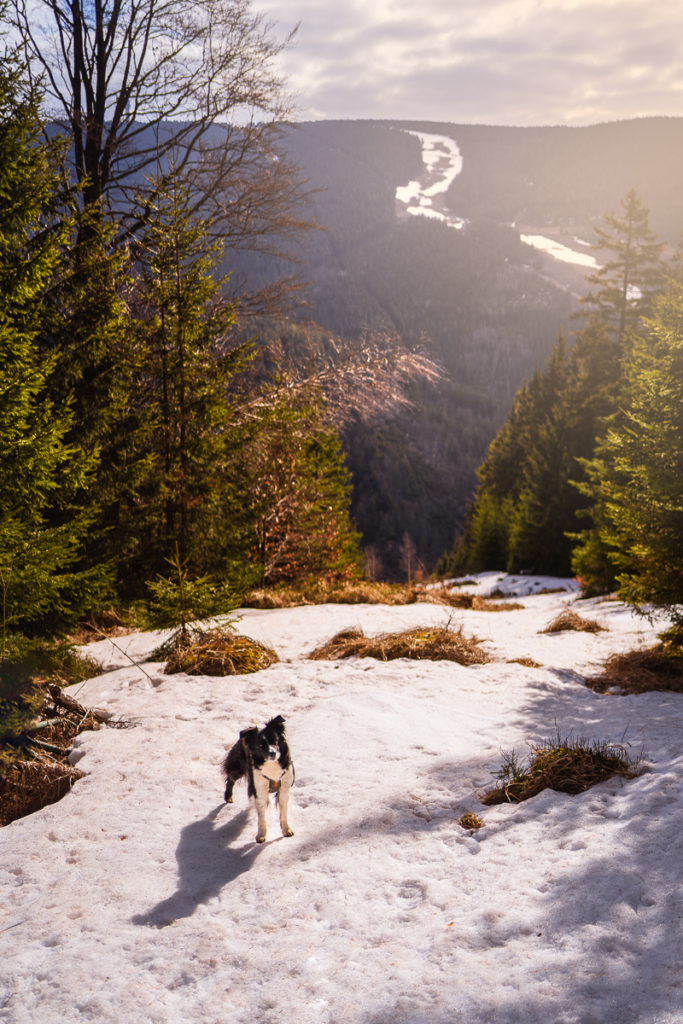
[[225, 117, 683, 575]]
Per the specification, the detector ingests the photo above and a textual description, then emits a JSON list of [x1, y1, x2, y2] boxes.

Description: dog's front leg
[[252, 773, 270, 843], [278, 768, 295, 838]]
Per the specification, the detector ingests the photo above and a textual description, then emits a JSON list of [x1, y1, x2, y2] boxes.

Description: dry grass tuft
[[1, 683, 109, 826], [458, 811, 484, 830], [539, 609, 605, 634], [425, 588, 523, 612], [424, 588, 474, 609], [308, 624, 490, 665], [586, 645, 683, 695], [472, 596, 525, 612], [507, 657, 543, 668], [162, 626, 278, 676], [0, 755, 85, 827], [482, 733, 641, 806]]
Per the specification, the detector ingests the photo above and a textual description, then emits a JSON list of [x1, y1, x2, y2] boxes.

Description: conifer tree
[[581, 189, 665, 344], [574, 282, 683, 636], [122, 171, 250, 591], [0, 54, 105, 648], [455, 323, 620, 577]]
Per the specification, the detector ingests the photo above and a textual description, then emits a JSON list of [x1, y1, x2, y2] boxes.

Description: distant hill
[[223, 117, 683, 576]]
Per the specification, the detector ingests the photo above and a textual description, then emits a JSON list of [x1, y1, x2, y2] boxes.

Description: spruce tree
[[581, 189, 665, 344], [575, 282, 683, 636], [0, 56, 105, 649], [122, 171, 250, 591], [457, 323, 620, 577]]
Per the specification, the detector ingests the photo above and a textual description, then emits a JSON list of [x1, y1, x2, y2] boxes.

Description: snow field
[[1, 582, 681, 1024]]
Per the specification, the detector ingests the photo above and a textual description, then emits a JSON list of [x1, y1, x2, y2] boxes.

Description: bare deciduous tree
[[13, 0, 313, 267], [399, 532, 418, 583]]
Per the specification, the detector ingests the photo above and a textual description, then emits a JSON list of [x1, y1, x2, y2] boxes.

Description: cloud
[[255, 0, 683, 124]]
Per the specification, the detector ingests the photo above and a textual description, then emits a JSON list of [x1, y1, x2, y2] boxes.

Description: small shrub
[[308, 625, 490, 665], [143, 549, 239, 633], [540, 610, 605, 634], [482, 732, 641, 805], [161, 626, 278, 676], [587, 645, 683, 695], [32, 647, 101, 687]]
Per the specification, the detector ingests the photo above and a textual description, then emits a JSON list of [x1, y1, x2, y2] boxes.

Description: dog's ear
[[239, 727, 259, 744], [267, 715, 285, 732]]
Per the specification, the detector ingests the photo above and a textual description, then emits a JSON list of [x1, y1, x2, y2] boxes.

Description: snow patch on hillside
[[395, 131, 466, 230]]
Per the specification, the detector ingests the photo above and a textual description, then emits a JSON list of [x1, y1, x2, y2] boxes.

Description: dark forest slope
[[224, 118, 683, 575]]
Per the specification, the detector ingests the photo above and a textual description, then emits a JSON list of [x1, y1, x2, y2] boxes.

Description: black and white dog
[[222, 715, 295, 844]]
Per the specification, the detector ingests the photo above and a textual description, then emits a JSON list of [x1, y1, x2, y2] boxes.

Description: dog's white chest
[[259, 759, 284, 782]]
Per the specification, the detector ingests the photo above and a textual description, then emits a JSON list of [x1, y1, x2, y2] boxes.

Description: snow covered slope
[[1, 581, 681, 1024]]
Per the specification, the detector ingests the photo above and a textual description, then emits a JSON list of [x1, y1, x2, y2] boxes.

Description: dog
[[222, 715, 295, 844]]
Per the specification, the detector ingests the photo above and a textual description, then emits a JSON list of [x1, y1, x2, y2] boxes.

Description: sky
[[254, 0, 683, 126]]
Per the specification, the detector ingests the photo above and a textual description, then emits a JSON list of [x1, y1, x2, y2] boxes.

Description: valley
[[224, 117, 683, 575]]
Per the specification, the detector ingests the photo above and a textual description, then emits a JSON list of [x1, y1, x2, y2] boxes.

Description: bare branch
[[233, 330, 443, 427]]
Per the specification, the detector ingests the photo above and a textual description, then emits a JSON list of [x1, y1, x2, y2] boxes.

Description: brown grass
[[586, 645, 683, 695], [244, 580, 422, 608], [458, 811, 484, 830], [539, 609, 605, 634], [507, 657, 543, 668], [419, 587, 524, 612], [1, 684, 107, 827], [244, 579, 529, 612], [163, 626, 279, 676], [308, 624, 490, 665], [0, 755, 85, 826], [482, 735, 641, 806]]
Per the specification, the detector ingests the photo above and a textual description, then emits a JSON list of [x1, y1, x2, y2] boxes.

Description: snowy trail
[[1, 581, 681, 1024]]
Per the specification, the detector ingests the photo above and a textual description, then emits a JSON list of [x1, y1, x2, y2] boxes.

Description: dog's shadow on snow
[[131, 804, 263, 929]]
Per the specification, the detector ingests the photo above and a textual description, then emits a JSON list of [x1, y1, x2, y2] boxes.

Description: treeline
[[439, 190, 683, 638], [0, 11, 371, 663]]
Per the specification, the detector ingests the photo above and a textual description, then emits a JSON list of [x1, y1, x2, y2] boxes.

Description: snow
[[396, 132, 466, 230], [520, 234, 599, 269], [396, 131, 608, 273], [1, 577, 681, 1024]]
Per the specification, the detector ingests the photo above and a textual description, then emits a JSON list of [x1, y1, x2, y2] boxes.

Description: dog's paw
[[256, 834, 267, 844], [224, 796, 234, 804], [282, 827, 295, 838]]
